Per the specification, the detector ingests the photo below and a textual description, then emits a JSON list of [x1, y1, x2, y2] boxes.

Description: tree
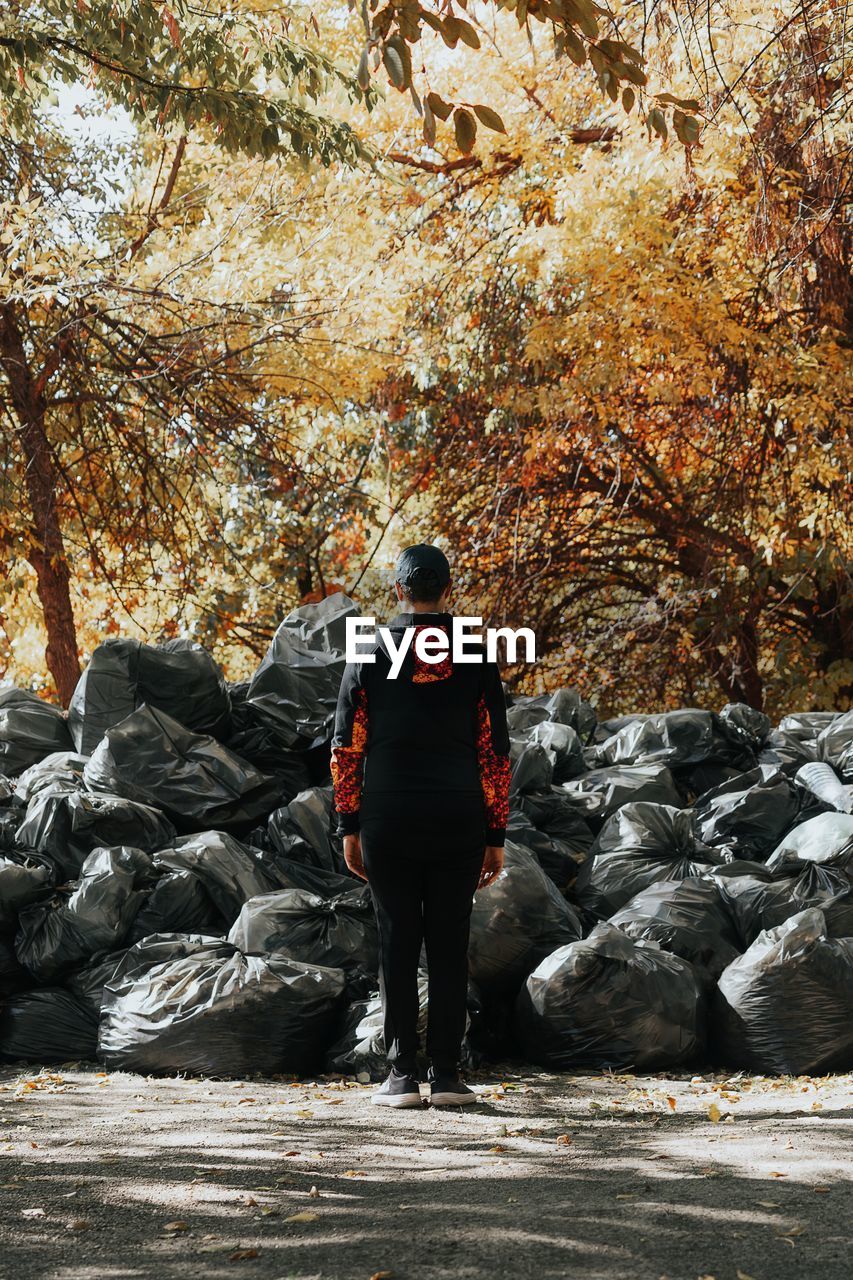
[[354, 1, 851, 713], [1, 1, 848, 717], [2, 0, 374, 164], [0, 119, 384, 700]]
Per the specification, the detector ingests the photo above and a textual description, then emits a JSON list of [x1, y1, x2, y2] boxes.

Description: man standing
[[330, 543, 511, 1107]]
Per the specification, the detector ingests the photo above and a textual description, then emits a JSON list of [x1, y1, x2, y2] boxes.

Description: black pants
[[360, 807, 486, 1076]]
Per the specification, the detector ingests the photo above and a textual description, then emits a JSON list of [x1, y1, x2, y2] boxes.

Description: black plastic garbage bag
[[714, 908, 853, 1074], [0, 988, 99, 1063], [15, 845, 151, 981], [759, 713, 839, 775], [526, 721, 586, 782], [97, 933, 347, 1077], [816, 711, 853, 781], [222, 681, 313, 789], [152, 831, 281, 927], [505, 810, 586, 892], [559, 764, 684, 829], [506, 689, 597, 741], [246, 592, 358, 751], [513, 922, 706, 1070], [0, 779, 24, 851], [468, 841, 583, 997], [0, 931, 32, 997], [0, 854, 54, 925], [595, 709, 755, 771], [759, 730, 820, 774], [14, 752, 89, 802], [777, 712, 839, 739], [765, 812, 853, 878], [711, 860, 853, 948], [592, 714, 649, 745], [516, 791, 596, 859], [125, 870, 227, 945], [574, 803, 721, 920], [609, 877, 741, 980], [83, 705, 282, 834], [692, 765, 801, 860], [0, 689, 74, 777], [262, 856, 360, 899], [678, 763, 745, 805], [65, 946, 135, 1018], [795, 762, 853, 815], [16, 786, 177, 881], [719, 703, 772, 746], [266, 786, 346, 877], [228, 886, 378, 976], [509, 739, 553, 794], [68, 637, 231, 755], [463, 979, 517, 1065]]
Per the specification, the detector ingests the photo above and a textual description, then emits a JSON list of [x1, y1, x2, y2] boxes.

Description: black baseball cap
[[394, 543, 451, 592]]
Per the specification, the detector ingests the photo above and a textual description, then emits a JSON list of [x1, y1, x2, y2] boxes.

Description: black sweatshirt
[[330, 610, 511, 846]]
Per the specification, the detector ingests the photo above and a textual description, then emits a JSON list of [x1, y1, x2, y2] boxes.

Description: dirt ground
[[0, 1060, 850, 1280]]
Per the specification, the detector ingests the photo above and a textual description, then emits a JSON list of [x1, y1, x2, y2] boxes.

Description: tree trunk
[[0, 304, 80, 705], [696, 612, 765, 710]]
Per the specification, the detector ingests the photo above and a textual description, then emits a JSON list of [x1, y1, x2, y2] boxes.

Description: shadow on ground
[[0, 1062, 850, 1280]]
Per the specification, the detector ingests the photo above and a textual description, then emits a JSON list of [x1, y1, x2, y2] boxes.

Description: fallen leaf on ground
[[488, 1145, 506, 1154], [164, 1221, 188, 1231], [770, 1172, 788, 1178], [756, 1200, 781, 1208], [707, 1103, 722, 1123], [813, 1185, 831, 1193], [21, 1208, 45, 1218], [556, 1134, 572, 1145], [66, 1219, 90, 1231], [284, 1211, 319, 1223], [370, 1272, 394, 1279], [229, 1248, 259, 1261], [736, 1271, 755, 1280], [667, 1096, 677, 1110]]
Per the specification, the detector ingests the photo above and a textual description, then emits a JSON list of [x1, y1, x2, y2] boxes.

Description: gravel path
[[0, 1061, 850, 1280]]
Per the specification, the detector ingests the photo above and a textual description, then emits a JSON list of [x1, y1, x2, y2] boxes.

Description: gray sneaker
[[427, 1070, 479, 1107], [371, 1068, 424, 1108]]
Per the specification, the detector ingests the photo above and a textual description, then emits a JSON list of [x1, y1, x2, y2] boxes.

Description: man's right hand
[[343, 832, 368, 881], [477, 845, 504, 890]]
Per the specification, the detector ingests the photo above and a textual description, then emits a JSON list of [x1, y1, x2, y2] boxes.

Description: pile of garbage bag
[[714, 909, 853, 1073], [0, 590, 851, 1078], [97, 934, 348, 1077], [513, 922, 707, 1069]]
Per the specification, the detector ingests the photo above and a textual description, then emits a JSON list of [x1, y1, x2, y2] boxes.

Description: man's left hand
[[477, 845, 504, 890], [343, 833, 368, 881]]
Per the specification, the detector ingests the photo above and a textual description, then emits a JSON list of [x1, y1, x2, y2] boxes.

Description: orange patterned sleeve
[[475, 662, 511, 846], [330, 666, 369, 836]]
